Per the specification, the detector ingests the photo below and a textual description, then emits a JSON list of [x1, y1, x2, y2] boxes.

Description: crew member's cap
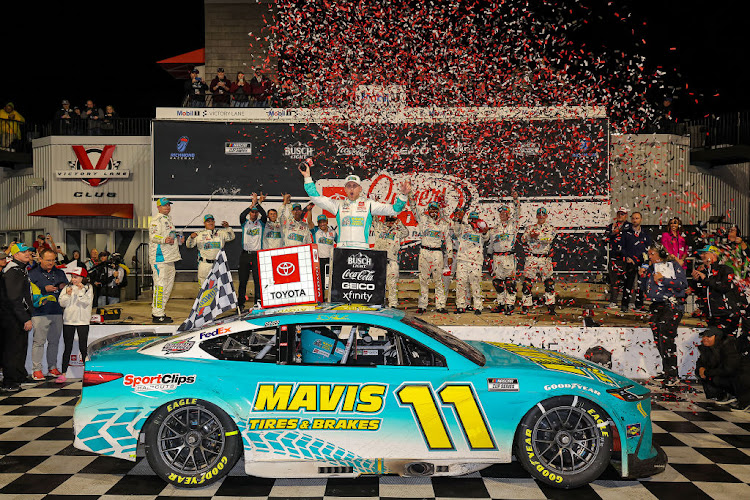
[[291, 203, 302, 210], [616, 206, 630, 213], [190, 68, 199, 74], [61, 99, 70, 105], [499, 205, 510, 212], [69, 267, 87, 278], [427, 201, 440, 210], [156, 197, 173, 207], [203, 214, 214, 221], [468, 211, 480, 219], [0, 251, 8, 260], [697, 245, 720, 256], [217, 67, 225, 73], [344, 174, 361, 186], [537, 207, 548, 216], [699, 326, 722, 337], [250, 205, 260, 211], [317, 214, 328, 222], [8, 243, 32, 255]]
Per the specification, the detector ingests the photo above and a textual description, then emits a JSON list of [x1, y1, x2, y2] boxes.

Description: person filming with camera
[[90, 251, 127, 306]]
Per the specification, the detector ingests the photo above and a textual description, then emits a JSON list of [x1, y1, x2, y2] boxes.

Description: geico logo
[[342, 282, 375, 290], [123, 373, 196, 387], [253, 383, 387, 413]]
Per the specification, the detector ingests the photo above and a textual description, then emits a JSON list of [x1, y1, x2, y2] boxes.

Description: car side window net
[[199, 329, 278, 362]]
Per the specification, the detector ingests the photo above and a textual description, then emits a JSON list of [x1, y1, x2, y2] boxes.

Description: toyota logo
[[276, 262, 296, 276]]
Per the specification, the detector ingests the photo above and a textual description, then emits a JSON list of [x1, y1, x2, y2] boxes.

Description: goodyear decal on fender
[[489, 343, 617, 386]]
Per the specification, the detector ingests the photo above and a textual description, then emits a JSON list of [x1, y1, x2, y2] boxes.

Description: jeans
[[31, 314, 63, 372]]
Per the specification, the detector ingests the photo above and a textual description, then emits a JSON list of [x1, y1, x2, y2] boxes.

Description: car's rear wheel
[[515, 396, 612, 489], [144, 399, 241, 488]]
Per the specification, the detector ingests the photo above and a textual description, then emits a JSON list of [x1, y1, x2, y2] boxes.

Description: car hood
[[468, 340, 635, 389]]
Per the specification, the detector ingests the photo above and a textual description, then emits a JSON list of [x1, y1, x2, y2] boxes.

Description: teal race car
[[73, 304, 666, 489]]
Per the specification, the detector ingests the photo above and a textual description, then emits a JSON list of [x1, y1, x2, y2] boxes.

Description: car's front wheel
[[144, 399, 241, 487], [515, 396, 612, 489]]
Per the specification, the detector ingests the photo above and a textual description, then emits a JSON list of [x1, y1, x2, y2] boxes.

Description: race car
[[73, 304, 666, 489]]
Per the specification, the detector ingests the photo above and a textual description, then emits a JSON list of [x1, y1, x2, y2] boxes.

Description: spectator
[[660, 217, 688, 267], [604, 207, 632, 308], [696, 326, 750, 410], [0, 102, 25, 151], [250, 70, 273, 107], [210, 67, 231, 107], [101, 105, 118, 135], [54, 99, 76, 135], [185, 68, 208, 107], [57, 267, 93, 383], [83, 99, 103, 135], [0, 244, 34, 392], [91, 251, 125, 306], [692, 245, 743, 335], [55, 245, 69, 265], [621, 211, 651, 313], [33, 234, 51, 251], [231, 71, 251, 107], [85, 248, 99, 271], [28, 248, 69, 381], [640, 244, 688, 386], [69, 250, 86, 268]]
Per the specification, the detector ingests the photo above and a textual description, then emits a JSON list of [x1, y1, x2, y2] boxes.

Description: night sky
[[4, 0, 748, 124]]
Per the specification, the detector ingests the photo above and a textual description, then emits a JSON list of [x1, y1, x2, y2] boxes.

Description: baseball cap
[[697, 245, 720, 256], [70, 267, 87, 278], [616, 206, 630, 213], [291, 203, 302, 210], [250, 206, 260, 212], [699, 326, 722, 337], [537, 207, 548, 216], [468, 211, 480, 219], [344, 174, 361, 186], [427, 201, 440, 210], [8, 243, 32, 255], [203, 214, 215, 221], [499, 205, 510, 212], [156, 197, 173, 207], [317, 214, 328, 222], [190, 68, 199, 74], [62, 99, 70, 105], [217, 67, 225, 72]]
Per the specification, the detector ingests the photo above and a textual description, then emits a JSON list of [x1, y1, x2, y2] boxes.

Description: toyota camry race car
[[73, 304, 666, 489]]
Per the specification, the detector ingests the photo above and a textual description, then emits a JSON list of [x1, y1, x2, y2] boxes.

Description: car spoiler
[[87, 330, 173, 359]]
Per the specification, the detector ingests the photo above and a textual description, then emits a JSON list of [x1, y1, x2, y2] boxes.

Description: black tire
[[515, 396, 613, 489], [144, 399, 241, 488]]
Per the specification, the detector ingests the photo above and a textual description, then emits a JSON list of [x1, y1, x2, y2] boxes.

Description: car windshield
[[401, 315, 485, 366]]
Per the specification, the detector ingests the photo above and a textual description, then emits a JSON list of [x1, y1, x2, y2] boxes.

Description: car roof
[[244, 303, 406, 322]]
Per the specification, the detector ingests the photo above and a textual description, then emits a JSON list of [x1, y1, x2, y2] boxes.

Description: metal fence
[[39, 117, 151, 137], [684, 111, 750, 150]]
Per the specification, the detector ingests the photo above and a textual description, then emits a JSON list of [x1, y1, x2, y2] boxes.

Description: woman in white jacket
[[57, 267, 93, 383]]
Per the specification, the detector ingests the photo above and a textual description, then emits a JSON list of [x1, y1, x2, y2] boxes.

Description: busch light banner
[[330, 248, 386, 305]]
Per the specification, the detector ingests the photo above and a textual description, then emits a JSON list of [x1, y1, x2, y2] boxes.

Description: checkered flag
[[178, 250, 237, 331]]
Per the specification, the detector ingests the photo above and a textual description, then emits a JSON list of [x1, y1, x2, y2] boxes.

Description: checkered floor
[[1, 380, 749, 499]]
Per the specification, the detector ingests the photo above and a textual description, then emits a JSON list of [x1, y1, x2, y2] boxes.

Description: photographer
[[184, 68, 208, 107], [697, 326, 750, 410], [90, 251, 127, 306]]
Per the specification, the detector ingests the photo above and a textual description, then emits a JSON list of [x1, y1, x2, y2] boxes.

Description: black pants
[[1, 315, 29, 388], [61, 324, 90, 373], [608, 256, 626, 303], [649, 302, 683, 378], [708, 314, 740, 336], [238, 250, 260, 308], [701, 375, 750, 406], [621, 261, 644, 309], [320, 257, 330, 289]]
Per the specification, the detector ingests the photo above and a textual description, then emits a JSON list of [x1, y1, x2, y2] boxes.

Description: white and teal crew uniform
[[149, 213, 181, 317], [303, 176, 407, 249]]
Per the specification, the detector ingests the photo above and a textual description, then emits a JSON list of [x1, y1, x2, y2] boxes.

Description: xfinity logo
[[276, 261, 296, 276]]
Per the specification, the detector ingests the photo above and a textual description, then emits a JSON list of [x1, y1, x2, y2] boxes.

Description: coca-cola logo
[[341, 269, 375, 281], [336, 145, 368, 157]]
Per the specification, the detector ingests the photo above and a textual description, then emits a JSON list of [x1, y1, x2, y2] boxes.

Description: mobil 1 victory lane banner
[[330, 249, 386, 305], [153, 116, 609, 272]]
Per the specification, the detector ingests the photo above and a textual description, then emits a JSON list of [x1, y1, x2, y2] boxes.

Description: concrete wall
[[204, 0, 277, 80]]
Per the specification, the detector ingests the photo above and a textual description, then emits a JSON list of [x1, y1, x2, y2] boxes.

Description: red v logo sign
[[72, 145, 116, 187]]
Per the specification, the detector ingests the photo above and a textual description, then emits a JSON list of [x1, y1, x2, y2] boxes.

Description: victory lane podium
[[330, 248, 387, 306]]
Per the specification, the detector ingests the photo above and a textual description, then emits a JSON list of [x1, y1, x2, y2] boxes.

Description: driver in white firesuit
[[455, 211, 489, 315], [280, 195, 312, 247], [149, 197, 183, 323], [372, 216, 409, 308], [300, 160, 411, 249], [487, 190, 520, 315], [261, 208, 283, 249], [186, 214, 234, 286], [521, 207, 557, 315], [410, 199, 453, 314]]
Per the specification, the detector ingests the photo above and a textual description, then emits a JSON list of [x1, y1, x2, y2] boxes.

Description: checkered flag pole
[[178, 250, 238, 331]]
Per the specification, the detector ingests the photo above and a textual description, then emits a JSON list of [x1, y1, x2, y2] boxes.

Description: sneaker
[[474, 309, 482, 315], [633, 308, 648, 315], [31, 371, 45, 381], [547, 305, 557, 316], [715, 394, 738, 405], [663, 377, 681, 387], [620, 307, 628, 313], [730, 402, 750, 412], [505, 306, 514, 316], [491, 305, 505, 313], [652, 373, 666, 382], [455, 308, 466, 314], [606, 302, 619, 310], [417, 308, 426, 314], [466, 306, 474, 311], [55, 375, 67, 384], [152, 315, 173, 324], [1, 384, 21, 393], [48, 368, 62, 377], [520, 306, 529, 315], [436, 308, 447, 314]]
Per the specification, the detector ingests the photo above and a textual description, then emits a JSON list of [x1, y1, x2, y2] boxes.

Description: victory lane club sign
[[331, 248, 386, 306]]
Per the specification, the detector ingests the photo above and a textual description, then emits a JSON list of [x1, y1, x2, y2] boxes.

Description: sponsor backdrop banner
[[153, 118, 608, 272], [330, 248, 387, 305]]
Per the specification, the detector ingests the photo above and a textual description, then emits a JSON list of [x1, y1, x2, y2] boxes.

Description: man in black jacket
[[604, 207, 632, 308], [1, 243, 34, 392], [692, 245, 741, 335], [697, 326, 750, 410]]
